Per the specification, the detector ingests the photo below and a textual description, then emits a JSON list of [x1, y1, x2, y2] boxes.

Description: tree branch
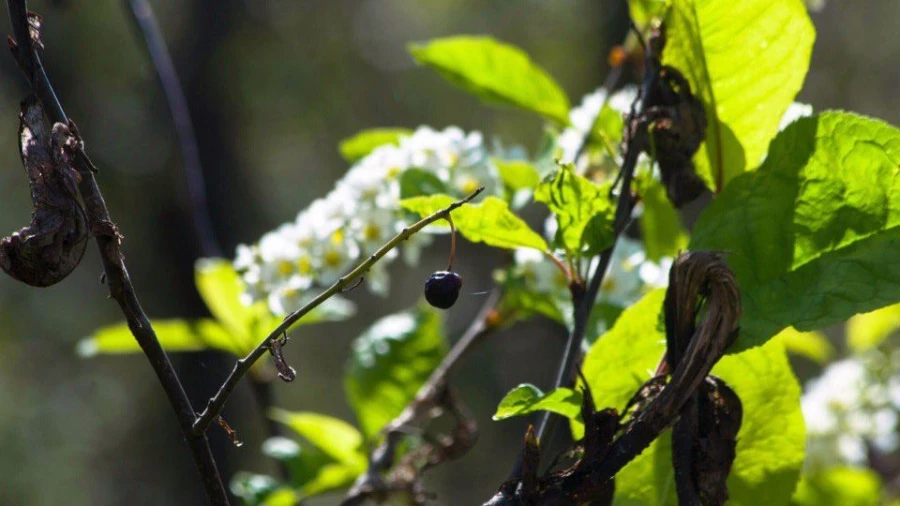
[[343, 288, 504, 504], [123, 0, 222, 258], [5, 1, 229, 503], [192, 187, 486, 434], [530, 38, 660, 449]]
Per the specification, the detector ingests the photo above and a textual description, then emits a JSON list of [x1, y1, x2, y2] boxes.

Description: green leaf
[[493, 384, 582, 422], [581, 290, 805, 505], [495, 267, 567, 324], [270, 409, 366, 469], [663, 0, 815, 191], [638, 177, 689, 261], [776, 327, 835, 365], [847, 303, 900, 353], [261, 437, 362, 498], [629, 0, 670, 30], [409, 36, 570, 124], [196, 258, 354, 352], [583, 102, 626, 157], [691, 113, 900, 350], [399, 168, 449, 199], [78, 319, 239, 357], [229, 472, 287, 506], [578, 290, 667, 440], [792, 467, 882, 506], [196, 258, 279, 351], [401, 194, 549, 251], [494, 159, 541, 192], [344, 306, 446, 439], [534, 165, 615, 254], [338, 128, 411, 162]]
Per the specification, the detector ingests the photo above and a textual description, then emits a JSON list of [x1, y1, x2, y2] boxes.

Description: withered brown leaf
[[0, 97, 88, 286]]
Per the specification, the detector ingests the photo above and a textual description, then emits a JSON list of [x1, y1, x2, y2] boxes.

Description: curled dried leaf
[[483, 252, 742, 505], [673, 376, 742, 505], [0, 97, 88, 286], [627, 53, 707, 207]]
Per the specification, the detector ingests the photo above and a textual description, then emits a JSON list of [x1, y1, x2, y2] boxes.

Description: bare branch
[[486, 251, 742, 505], [343, 288, 503, 505], [123, 0, 222, 257], [4, 2, 228, 503], [192, 187, 486, 435]]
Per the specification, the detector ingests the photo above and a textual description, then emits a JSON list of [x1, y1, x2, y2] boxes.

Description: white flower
[[558, 86, 639, 172], [802, 353, 900, 469], [313, 230, 361, 285], [234, 124, 503, 313], [597, 237, 645, 307], [514, 248, 567, 294]]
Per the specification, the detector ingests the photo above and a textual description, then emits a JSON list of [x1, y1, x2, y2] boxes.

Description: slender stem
[[343, 289, 503, 503], [417, 288, 501, 396], [544, 251, 573, 282], [193, 187, 486, 434], [446, 214, 456, 271], [5, 1, 229, 503], [532, 47, 658, 448], [123, 0, 222, 258]]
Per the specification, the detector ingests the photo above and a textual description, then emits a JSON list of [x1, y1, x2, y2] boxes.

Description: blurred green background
[[0, 1, 893, 504]]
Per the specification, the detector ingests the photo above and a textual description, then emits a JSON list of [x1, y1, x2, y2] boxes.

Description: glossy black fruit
[[424, 271, 462, 309]]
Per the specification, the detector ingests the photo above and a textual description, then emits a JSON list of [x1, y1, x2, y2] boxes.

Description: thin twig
[[343, 288, 503, 504], [192, 187, 486, 434], [123, 0, 222, 258], [531, 40, 660, 449], [5, 1, 228, 503]]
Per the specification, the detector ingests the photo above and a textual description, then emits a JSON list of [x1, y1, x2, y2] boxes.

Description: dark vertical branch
[[5, 1, 229, 503], [527, 25, 663, 462], [123, 0, 222, 258]]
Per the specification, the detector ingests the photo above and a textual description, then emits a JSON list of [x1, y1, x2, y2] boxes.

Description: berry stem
[[544, 251, 573, 282], [446, 213, 457, 271]]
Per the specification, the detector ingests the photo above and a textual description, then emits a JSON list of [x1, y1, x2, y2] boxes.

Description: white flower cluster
[[235, 126, 501, 314], [802, 350, 900, 469]]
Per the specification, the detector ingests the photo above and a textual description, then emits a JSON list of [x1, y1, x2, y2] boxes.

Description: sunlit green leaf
[[410, 36, 570, 124], [638, 177, 689, 262], [78, 319, 239, 357], [629, 0, 669, 30], [578, 290, 667, 441], [581, 290, 805, 505], [344, 306, 446, 438], [691, 113, 900, 350], [261, 437, 361, 498], [776, 327, 835, 365], [792, 467, 882, 506], [847, 303, 900, 353], [196, 258, 280, 351], [494, 159, 541, 192], [338, 128, 412, 162], [270, 409, 366, 469], [589, 101, 626, 150], [401, 194, 548, 251], [534, 165, 615, 254], [663, 0, 815, 190], [197, 258, 355, 352], [493, 384, 582, 422]]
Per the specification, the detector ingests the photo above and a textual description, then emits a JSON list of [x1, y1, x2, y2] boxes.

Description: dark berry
[[424, 271, 463, 309]]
